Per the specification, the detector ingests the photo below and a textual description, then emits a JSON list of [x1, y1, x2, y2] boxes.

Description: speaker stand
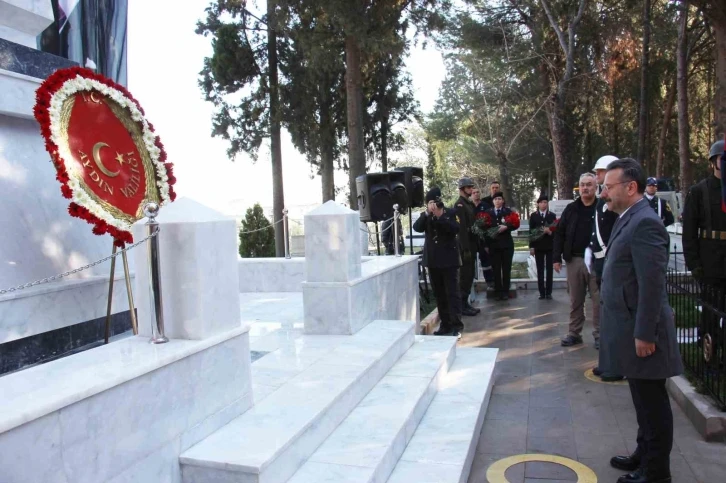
[[375, 222, 381, 256], [408, 208, 414, 255]]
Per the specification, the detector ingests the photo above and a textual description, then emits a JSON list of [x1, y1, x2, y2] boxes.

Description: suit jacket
[[528, 210, 557, 251], [598, 199, 683, 379], [484, 207, 516, 250], [645, 194, 674, 227], [413, 208, 462, 269]]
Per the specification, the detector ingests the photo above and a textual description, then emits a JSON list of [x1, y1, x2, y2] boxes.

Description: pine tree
[[239, 204, 276, 258]]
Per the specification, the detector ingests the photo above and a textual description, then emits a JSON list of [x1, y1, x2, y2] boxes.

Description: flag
[[721, 152, 726, 213]]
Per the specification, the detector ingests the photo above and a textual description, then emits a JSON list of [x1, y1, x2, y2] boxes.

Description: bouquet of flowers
[[528, 219, 558, 243], [471, 212, 500, 240], [504, 212, 521, 231]]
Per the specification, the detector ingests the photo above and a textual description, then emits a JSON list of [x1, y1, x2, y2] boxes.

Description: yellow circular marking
[[486, 453, 598, 483], [584, 368, 627, 385]]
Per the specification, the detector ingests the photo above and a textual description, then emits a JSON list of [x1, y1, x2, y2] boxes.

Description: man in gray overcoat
[[598, 158, 683, 483]]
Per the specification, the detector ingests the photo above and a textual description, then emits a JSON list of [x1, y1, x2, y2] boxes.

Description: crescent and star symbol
[[91, 142, 121, 177]]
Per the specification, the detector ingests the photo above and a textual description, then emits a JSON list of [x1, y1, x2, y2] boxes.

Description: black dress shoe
[[538, 294, 546, 300], [462, 306, 478, 316], [593, 366, 603, 376], [545, 293, 552, 299], [601, 374, 625, 382], [617, 470, 670, 483], [610, 454, 640, 471], [434, 327, 453, 336], [560, 334, 583, 346]]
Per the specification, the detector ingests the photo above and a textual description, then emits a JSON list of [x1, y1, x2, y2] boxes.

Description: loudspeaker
[[356, 173, 393, 222], [387, 170, 408, 212], [394, 167, 424, 208]]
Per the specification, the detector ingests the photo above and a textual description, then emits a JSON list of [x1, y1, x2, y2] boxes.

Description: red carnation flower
[[92, 222, 108, 235], [68, 203, 82, 218], [60, 184, 73, 199], [169, 189, 177, 202]]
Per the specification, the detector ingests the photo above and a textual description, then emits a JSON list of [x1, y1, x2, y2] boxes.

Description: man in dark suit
[[598, 158, 683, 483], [529, 195, 556, 299], [413, 187, 463, 339], [644, 177, 674, 227], [484, 192, 518, 301]]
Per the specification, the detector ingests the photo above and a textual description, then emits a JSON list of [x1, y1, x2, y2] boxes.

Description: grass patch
[[513, 238, 529, 251]]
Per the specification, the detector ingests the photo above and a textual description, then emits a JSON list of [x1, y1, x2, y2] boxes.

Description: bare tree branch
[[539, 0, 568, 55]]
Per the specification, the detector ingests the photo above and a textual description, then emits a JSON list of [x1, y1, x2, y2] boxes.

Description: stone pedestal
[[0, 1, 54, 48], [132, 197, 241, 340], [305, 201, 362, 283], [302, 202, 419, 335]]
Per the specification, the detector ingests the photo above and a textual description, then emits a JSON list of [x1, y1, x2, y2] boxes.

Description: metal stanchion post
[[283, 208, 291, 259], [144, 203, 168, 344], [393, 204, 401, 257], [104, 245, 117, 344]]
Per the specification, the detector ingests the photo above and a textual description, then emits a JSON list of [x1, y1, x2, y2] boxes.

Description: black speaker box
[[356, 173, 393, 222], [387, 170, 408, 212], [394, 167, 424, 208]]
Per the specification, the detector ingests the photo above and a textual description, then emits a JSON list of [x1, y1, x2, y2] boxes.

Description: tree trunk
[[548, 96, 575, 199], [637, 0, 651, 167], [677, 6, 692, 197], [713, 18, 726, 137], [612, 87, 620, 154], [319, 98, 335, 202], [380, 115, 388, 172], [345, 35, 366, 208], [656, 79, 677, 178], [496, 151, 515, 208], [267, 0, 285, 257]]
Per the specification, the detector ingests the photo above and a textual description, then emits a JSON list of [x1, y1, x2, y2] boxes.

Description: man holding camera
[[414, 187, 464, 338]]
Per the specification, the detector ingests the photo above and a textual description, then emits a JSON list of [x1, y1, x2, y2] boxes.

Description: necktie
[[496, 210, 500, 217]]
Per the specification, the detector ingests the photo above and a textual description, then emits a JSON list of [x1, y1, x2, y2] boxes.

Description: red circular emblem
[[34, 67, 176, 246]]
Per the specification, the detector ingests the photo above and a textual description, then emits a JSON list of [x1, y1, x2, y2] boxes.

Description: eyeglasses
[[602, 180, 634, 191]]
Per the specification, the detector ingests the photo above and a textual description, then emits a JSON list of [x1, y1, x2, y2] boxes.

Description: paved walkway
[[462, 290, 726, 483]]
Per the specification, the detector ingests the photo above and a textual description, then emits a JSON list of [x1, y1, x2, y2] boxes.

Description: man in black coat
[[644, 177, 674, 227], [553, 173, 600, 347], [529, 195, 556, 299], [455, 177, 480, 315], [598, 158, 682, 483], [413, 187, 463, 338], [472, 187, 494, 284], [485, 192, 517, 301]]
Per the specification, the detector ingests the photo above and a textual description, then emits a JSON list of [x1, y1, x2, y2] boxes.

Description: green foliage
[[239, 204, 275, 258]]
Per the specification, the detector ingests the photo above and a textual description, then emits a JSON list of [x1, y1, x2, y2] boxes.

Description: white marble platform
[[287, 336, 457, 483], [0, 326, 252, 483], [303, 255, 419, 335], [386, 347, 497, 483], [180, 320, 415, 483]]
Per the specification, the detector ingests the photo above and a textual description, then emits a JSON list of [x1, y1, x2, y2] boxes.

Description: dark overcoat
[[598, 199, 683, 379]]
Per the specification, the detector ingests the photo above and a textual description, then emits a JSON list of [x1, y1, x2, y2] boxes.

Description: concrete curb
[[420, 308, 439, 335], [666, 375, 726, 442]]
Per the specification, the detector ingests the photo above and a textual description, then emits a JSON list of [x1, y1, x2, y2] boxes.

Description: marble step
[[179, 320, 415, 483], [286, 335, 458, 483], [386, 347, 498, 483]]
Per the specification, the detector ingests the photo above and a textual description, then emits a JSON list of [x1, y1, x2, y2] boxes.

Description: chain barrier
[[239, 217, 284, 234], [0, 228, 160, 295]]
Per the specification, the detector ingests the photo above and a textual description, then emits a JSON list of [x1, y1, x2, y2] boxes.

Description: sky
[[127, 0, 445, 218]]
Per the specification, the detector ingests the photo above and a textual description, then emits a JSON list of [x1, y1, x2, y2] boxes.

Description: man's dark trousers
[[628, 378, 673, 479], [460, 253, 475, 305], [490, 247, 514, 297], [535, 249, 553, 296], [429, 267, 463, 332]]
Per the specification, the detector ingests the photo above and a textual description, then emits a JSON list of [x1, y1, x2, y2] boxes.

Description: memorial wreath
[[34, 66, 176, 246]]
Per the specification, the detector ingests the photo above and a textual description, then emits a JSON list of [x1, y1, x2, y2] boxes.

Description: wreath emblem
[[34, 67, 176, 246]]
